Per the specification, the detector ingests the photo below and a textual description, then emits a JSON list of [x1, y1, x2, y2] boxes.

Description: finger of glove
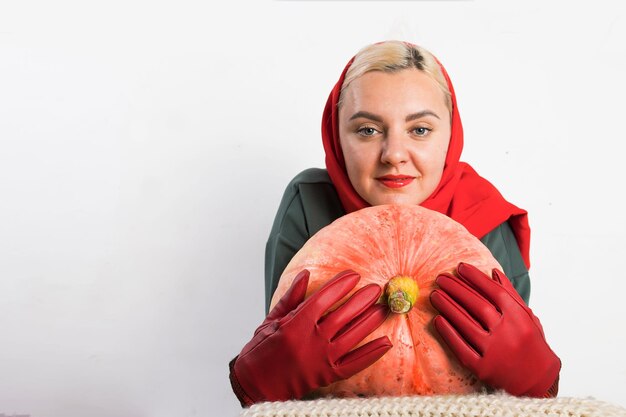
[[296, 270, 361, 320], [435, 274, 501, 330], [492, 270, 545, 335], [261, 270, 310, 329], [430, 289, 490, 354], [433, 315, 481, 372], [319, 283, 382, 337], [456, 263, 510, 310], [329, 303, 389, 356], [334, 335, 393, 380], [492, 269, 526, 305]]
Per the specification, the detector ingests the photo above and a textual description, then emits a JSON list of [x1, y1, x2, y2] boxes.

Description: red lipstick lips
[[376, 175, 415, 189]]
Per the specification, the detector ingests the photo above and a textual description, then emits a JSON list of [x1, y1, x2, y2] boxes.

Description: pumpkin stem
[[385, 276, 419, 314]]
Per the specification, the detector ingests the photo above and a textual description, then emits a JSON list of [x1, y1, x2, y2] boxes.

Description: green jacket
[[265, 168, 530, 313]]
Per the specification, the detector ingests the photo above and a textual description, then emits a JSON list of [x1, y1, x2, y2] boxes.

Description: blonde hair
[[338, 41, 452, 114]]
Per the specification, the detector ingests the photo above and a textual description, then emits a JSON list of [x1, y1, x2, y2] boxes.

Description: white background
[[1, 1, 625, 416]]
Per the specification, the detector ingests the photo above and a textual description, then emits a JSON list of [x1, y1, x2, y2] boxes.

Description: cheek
[[340, 138, 358, 181], [417, 136, 449, 181], [343, 147, 367, 182], [432, 133, 451, 169], [342, 143, 381, 196], [435, 144, 448, 171], [342, 140, 372, 176]]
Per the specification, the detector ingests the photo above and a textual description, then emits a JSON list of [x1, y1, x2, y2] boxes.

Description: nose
[[381, 129, 409, 166]]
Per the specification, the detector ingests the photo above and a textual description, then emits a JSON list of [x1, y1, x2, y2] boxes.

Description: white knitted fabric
[[240, 393, 626, 417]]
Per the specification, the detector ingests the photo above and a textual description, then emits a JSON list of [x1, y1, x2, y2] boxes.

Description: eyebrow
[[349, 111, 383, 122], [406, 110, 440, 121], [349, 110, 440, 122]]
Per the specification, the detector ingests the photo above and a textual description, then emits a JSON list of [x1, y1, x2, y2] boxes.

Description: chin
[[370, 195, 423, 207]]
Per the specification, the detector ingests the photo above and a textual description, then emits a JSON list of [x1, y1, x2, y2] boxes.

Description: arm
[[264, 185, 310, 313], [265, 168, 344, 312], [480, 221, 530, 304], [231, 170, 386, 407]]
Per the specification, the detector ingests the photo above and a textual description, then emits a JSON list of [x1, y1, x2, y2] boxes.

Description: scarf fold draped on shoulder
[[321, 45, 531, 269]]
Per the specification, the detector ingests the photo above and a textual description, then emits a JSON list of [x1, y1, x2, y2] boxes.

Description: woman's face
[[338, 68, 451, 206]]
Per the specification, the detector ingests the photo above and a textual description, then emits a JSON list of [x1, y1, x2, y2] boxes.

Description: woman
[[229, 41, 561, 406]]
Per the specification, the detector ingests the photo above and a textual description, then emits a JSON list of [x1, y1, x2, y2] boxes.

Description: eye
[[357, 126, 380, 137], [412, 127, 431, 137]]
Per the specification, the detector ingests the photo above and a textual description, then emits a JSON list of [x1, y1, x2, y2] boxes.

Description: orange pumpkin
[[270, 204, 501, 398]]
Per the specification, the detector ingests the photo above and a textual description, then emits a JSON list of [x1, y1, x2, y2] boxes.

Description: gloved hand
[[230, 269, 392, 406], [430, 262, 561, 397]]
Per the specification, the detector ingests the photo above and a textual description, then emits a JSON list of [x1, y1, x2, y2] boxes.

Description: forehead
[[340, 69, 448, 117]]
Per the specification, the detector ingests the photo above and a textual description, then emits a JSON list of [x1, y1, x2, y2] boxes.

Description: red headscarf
[[321, 44, 531, 269]]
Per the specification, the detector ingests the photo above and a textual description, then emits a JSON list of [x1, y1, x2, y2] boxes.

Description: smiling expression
[[338, 68, 452, 207]]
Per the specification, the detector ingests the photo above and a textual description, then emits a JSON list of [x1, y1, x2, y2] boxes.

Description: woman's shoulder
[[279, 168, 336, 210], [287, 167, 333, 186], [277, 168, 344, 237]]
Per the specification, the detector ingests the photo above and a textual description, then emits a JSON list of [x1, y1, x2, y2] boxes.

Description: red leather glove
[[430, 262, 561, 397], [230, 269, 392, 406]]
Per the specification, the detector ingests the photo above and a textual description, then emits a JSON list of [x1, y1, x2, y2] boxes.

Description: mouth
[[376, 175, 415, 189]]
